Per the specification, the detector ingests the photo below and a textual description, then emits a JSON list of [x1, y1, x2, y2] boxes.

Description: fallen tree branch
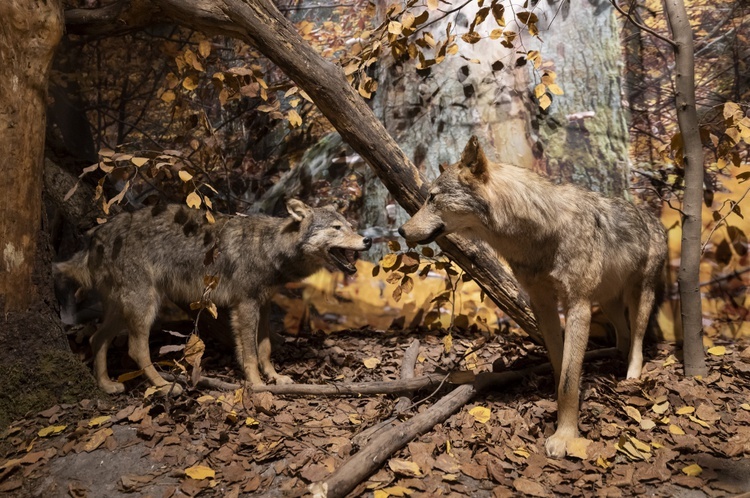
[[309, 383, 477, 498]]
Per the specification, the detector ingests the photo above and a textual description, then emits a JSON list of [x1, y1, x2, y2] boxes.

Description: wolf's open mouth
[[328, 247, 359, 275], [418, 224, 446, 244]]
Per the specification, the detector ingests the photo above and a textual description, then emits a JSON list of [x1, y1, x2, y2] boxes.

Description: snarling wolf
[[55, 200, 371, 395], [399, 137, 667, 458]]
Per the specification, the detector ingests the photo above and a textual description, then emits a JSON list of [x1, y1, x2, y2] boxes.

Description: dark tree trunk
[[663, 0, 707, 376], [0, 0, 99, 429]]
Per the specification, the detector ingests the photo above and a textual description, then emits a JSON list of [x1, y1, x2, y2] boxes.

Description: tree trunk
[[134, 0, 540, 339], [0, 0, 99, 429], [533, 1, 630, 195], [663, 0, 707, 376]]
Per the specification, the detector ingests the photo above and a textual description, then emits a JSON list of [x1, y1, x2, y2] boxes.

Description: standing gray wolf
[[55, 199, 371, 395], [398, 137, 667, 458]]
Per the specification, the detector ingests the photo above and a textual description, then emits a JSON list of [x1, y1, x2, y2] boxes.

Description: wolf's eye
[[428, 193, 436, 202], [333, 225, 342, 230]]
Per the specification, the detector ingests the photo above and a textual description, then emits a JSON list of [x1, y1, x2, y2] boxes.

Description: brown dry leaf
[[84, 427, 113, 452], [566, 437, 592, 459], [388, 458, 422, 477], [513, 477, 548, 497], [624, 405, 642, 423]]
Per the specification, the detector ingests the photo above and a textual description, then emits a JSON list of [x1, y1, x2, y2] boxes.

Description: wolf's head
[[399, 136, 492, 244], [286, 199, 371, 275]]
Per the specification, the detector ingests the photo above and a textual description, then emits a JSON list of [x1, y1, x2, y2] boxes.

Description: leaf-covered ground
[[1, 328, 749, 498]]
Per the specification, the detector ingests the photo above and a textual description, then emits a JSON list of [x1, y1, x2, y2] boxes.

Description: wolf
[[399, 137, 667, 458], [55, 199, 371, 395]]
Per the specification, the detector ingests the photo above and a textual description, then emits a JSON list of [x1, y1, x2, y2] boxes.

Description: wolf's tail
[[53, 250, 93, 289]]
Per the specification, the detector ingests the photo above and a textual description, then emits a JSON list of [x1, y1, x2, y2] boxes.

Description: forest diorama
[[0, 0, 748, 496]]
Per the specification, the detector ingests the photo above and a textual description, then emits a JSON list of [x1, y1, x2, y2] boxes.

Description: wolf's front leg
[[232, 300, 263, 385], [545, 300, 591, 458], [257, 304, 293, 385]]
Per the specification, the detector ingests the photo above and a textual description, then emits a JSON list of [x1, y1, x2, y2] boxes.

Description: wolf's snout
[[363, 237, 372, 249], [397, 227, 406, 238]]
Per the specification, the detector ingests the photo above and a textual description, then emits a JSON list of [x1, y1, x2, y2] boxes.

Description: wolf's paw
[[274, 374, 294, 385], [156, 383, 183, 396], [545, 431, 575, 459], [100, 381, 126, 394]]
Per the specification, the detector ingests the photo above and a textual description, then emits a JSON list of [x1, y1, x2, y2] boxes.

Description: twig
[[609, 0, 678, 48], [699, 267, 750, 287], [701, 184, 750, 253]]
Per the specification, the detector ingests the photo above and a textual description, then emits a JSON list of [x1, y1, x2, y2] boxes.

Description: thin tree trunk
[[663, 0, 707, 376]]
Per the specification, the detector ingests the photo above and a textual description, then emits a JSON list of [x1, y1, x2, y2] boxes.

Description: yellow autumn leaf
[[88, 416, 111, 427], [443, 333, 453, 353], [182, 76, 198, 91], [381, 253, 398, 269], [287, 109, 302, 128], [566, 437, 592, 459], [161, 90, 176, 102], [131, 157, 148, 167], [205, 211, 215, 224], [534, 83, 546, 98], [596, 456, 611, 469], [349, 413, 362, 425], [547, 83, 564, 95], [676, 406, 695, 415], [741, 403, 750, 411], [538, 94, 552, 110], [663, 355, 677, 366], [185, 465, 215, 480], [198, 40, 211, 58], [469, 406, 491, 424], [38, 425, 66, 437], [669, 424, 685, 435], [196, 395, 214, 404], [186, 191, 202, 209], [363, 357, 381, 369], [630, 437, 651, 454], [652, 401, 670, 415], [707, 346, 726, 356], [624, 405, 642, 423], [682, 463, 702, 476], [388, 458, 422, 477], [376, 486, 411, 497], [388, 21, 403, 35], [513, 447, 530, 459], [245, 417, 259, 427], [179, 170, 193, 182]]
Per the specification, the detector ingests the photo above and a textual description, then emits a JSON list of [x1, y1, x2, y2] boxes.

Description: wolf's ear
[[459, 136, 488, 178], [286, 199, 312, 222]]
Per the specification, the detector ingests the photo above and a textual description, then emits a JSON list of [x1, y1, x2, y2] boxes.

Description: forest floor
[[1, 326, 749, 498]]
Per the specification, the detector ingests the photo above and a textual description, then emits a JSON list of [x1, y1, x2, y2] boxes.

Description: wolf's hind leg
[[545, 299, 591, 459], [257, 304, 293, 385], [90, 307, 126, 394], [601, 299, 630, 361], [232, 300, 263, 385], [626, 286, 655, 379]]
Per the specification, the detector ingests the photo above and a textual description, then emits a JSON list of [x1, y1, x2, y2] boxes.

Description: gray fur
[[55, 200, 371, 394], [399, 136, 667, 458]]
